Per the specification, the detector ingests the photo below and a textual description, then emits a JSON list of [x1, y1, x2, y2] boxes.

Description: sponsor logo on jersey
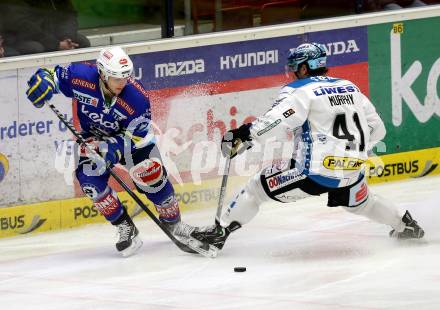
[[323, 156, 365, 170], [73, 90, 99, 107], [312, 84, 359, 97], [59, 66, 70, 80], [267, 170, 306, 191], [72, 78, 96, 90], [112, 109, 127, 121], [283, 108, 295, 118], [155, 59, 205, 77], [328, 94, 354, 106], [81, 183, 100, 199], [264, 160, 290, 176], [129, 158, 164, 187], [220, 50, 279, 70], [94, 191, 120, 217], [355, 183, 368, 202], [119, 58, 128, 64], [257, 119, 281, 136], [317, 134, 327, 143], [81, 105, 119, 130], [116, 97, 135, 115], [156, 196, 180, 219], [321, 40, 360, 56], [130, 79, 149, 98]]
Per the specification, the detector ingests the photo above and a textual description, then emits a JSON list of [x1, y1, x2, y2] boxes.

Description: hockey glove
[[26, 68, 57, 108], [221, 123, 253, 159], [79, 137, 123, 166], [100, 137, 123, 166]]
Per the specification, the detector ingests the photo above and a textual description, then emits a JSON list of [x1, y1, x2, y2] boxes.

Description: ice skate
[[191, 221, 241, 251], [163, 220, 218, 258], [114, 216, 143, 257], [389, 211, 424, 239], [164, 220, 195, 239]]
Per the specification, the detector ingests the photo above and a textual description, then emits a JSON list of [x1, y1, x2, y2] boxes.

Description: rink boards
[[1, 147, 439, 238], [1, 7, 440, 238]]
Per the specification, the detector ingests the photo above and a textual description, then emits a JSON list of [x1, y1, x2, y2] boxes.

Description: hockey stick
[[215, 156, 231, 224], [48, 103, 217, 258], [215, 138, 249, 224]]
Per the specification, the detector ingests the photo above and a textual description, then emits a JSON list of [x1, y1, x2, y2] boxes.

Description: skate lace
[[117, 220, 132, 242], [173, 222, 195, 238]]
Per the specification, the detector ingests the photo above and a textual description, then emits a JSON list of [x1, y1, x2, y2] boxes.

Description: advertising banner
[[368, 18, 440, 154], [0, 176, 248, 238], [0, 26, 369, 208], [0, 68, 75, 206], [0, 15, 439, 236]]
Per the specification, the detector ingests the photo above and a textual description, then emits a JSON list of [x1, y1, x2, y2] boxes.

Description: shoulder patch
[[116, 97, 135, 115], [129, 79, 149, 99], [71, 78, 96, 91]]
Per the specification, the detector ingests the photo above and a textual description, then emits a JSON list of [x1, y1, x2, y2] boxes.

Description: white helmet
[[97, 46, 133, 80]]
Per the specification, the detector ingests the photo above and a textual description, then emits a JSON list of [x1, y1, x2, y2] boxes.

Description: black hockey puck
[[234, 267, 246, 272]]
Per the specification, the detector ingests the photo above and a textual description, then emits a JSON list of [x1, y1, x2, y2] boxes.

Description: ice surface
[[1, 176, 440, 310]]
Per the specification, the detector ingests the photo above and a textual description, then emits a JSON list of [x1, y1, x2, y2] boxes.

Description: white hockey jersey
[[250, 76, 386, 188]]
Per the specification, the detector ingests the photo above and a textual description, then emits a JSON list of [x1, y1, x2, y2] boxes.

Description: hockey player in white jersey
[[191, 42, 425, 252]]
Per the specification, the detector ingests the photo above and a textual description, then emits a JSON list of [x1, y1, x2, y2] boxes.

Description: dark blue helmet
[[287, 42, 327, 72]]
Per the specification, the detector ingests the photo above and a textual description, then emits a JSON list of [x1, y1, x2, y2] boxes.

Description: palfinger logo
[[323, 156, 365, 170]]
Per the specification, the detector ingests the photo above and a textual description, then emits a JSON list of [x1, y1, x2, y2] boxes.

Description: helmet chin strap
[[99, 76, 116, 98]]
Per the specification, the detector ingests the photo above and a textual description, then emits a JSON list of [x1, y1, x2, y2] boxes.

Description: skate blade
[[121, 236, 143, 257], [182, 237, 218, 258]]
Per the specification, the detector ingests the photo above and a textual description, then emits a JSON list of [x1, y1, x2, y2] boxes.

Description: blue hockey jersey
[[54, 62, 151, 151]]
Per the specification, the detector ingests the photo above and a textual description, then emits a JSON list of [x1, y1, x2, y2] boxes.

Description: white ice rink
[[1, 175, 440, 310]]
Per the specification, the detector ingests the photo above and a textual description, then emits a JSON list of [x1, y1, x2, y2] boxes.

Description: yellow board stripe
[[0, 148, 438, 238]]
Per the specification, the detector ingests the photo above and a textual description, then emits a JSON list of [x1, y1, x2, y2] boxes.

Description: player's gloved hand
[[221, 123, 253, 159], [79, 137, 123, 166], [26, 68, 57, 108], [100, 137, 123, 166]]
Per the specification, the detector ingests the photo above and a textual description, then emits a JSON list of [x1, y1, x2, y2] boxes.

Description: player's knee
[[129, 158, 167, 191], [76, 168, 110, 201], [342, 193, 374, 215], [247, 172, 270, 204], [79, 182, 108, 202]]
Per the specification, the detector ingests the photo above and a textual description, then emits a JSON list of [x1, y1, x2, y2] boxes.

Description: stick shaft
[[47, 103, 182, 245], [215, 156, 231, 223]]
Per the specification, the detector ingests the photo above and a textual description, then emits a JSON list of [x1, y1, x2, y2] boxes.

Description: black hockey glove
[[221, 123, 253, 159]]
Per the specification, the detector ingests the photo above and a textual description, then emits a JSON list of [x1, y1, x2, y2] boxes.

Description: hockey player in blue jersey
[[191, 42, 425, 253], [26, 46, 199, 257]]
